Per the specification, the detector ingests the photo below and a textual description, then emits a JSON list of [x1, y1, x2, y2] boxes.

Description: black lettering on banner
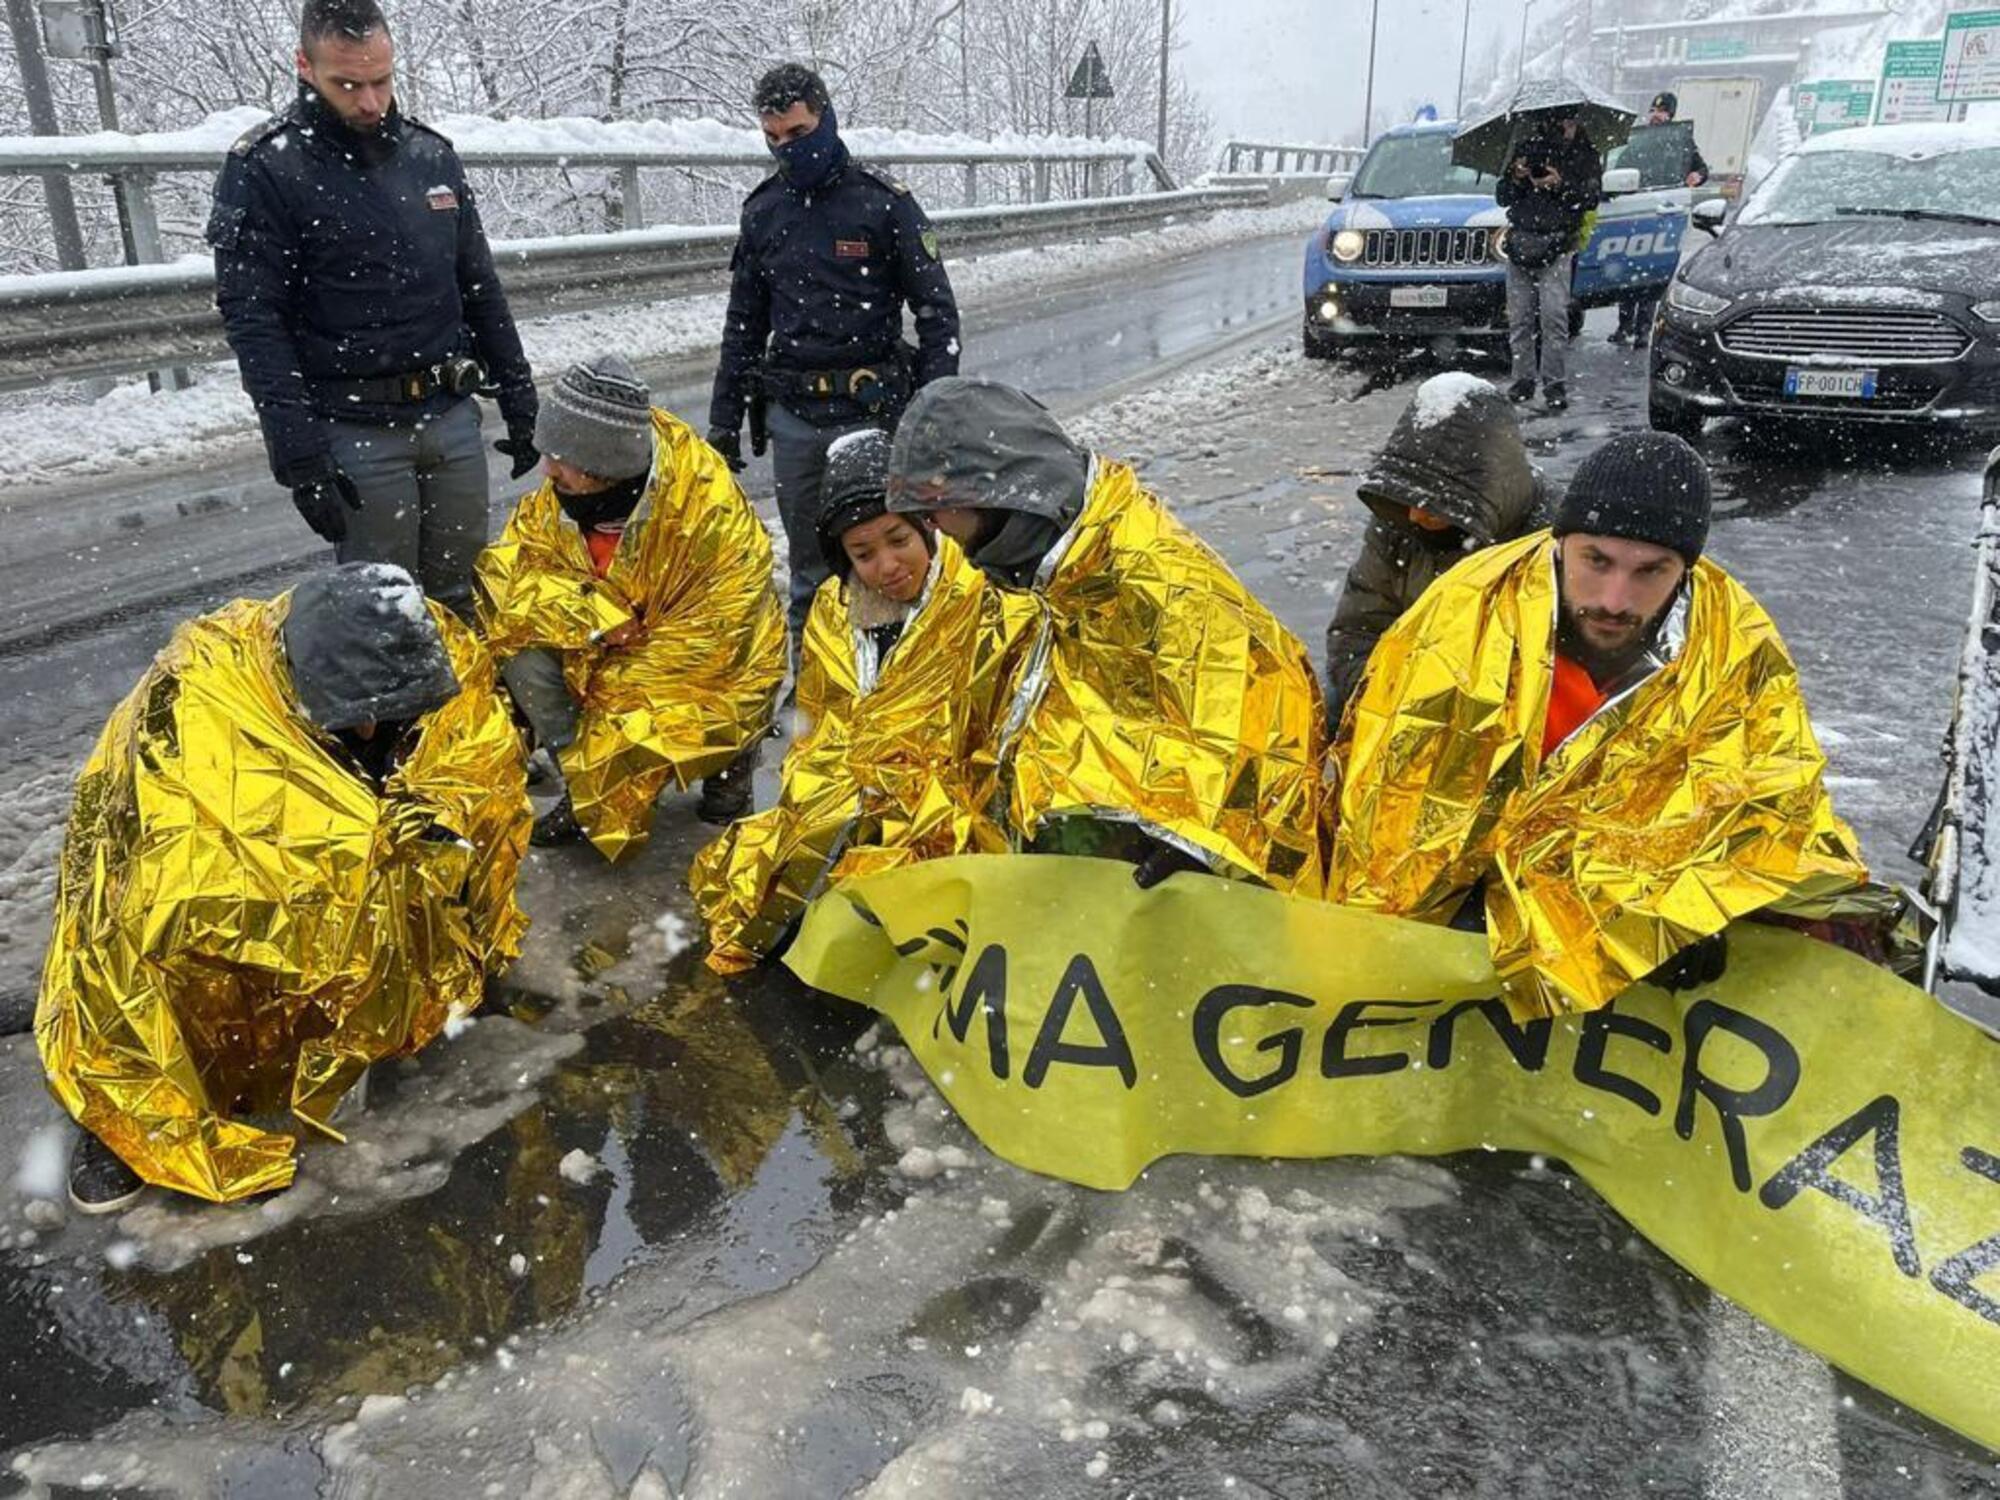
[[1320, 1000, 1436, 1079], [1931, 1146, 2000, 1327], [934, 943, 1010, 1080], [1575, 1004, 1674, 1116], [1759, 1094, 1921, 1278], [1023, 954, 1137, 1090], [1426, 1000, 1555, 1073], [1674, 1000, 1802, 1194], [1192, 985, 1313, 1099]]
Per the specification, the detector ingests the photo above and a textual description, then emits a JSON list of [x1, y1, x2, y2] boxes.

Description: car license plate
[[1783, 367, 1878, 400], [1389, 284, 1450, 309]]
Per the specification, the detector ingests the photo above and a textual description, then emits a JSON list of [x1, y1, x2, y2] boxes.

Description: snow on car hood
[[1702, 217, 2000, 300], [1329, 194, 1507, 233]]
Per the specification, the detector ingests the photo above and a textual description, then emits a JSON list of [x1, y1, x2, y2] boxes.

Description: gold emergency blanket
[[691, 536, 1039, 974], [37, 598, 530, 1204], [785, 854, 2000, 1458], [1328, 531, 1869, 1017], [1005, 461, 1326, 894], [476, 409, 787, 861]]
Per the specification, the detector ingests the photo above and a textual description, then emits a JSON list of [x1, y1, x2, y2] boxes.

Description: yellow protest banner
[[786, 855, 2000, 1455]]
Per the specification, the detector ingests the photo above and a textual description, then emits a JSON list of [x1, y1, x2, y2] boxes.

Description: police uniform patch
[[427, 186, 459, 211], [834, 238, 870, 258], [921, 229, 940, 261]]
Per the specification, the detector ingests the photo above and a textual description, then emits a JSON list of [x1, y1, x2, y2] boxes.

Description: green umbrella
[[1453, 77, 1637, 177]]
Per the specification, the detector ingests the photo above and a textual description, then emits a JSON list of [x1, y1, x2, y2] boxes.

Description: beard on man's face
[[1558, 595, 1658, 679]]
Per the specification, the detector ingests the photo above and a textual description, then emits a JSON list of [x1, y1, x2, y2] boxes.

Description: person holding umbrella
[[1494, 108, 1602, 411]]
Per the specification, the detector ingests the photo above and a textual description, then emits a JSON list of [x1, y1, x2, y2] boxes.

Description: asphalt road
[[3, 230, 1996, 1499]]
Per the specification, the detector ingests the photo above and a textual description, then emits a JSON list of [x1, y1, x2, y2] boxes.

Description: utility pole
[[1157, 0, 1170, 158], [3, 0, 89, 270], [1456, 0, 1473, 118], [1362, 0, 1381, 145], [1517, 0, 1541, 85]]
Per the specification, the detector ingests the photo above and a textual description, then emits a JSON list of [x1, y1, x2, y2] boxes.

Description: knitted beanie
[[1554, 432, 1712, 564], [534, 355, 654, 481]]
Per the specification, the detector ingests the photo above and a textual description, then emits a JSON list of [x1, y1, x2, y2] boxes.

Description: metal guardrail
[[0, 183, 1266, 388], [1219, 140, 1366, 177], [1921, 454, 2000, 998]]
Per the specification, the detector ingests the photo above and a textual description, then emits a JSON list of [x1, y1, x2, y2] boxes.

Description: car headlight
[[1972, 300, 2000, 324], [1665, 279, 1731, 317], [1488, 227, 1509, 262], [1329, 228, 1366, 263]]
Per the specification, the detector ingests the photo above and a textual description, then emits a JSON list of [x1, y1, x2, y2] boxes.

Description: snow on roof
[[1410, 372, 1493, 430], [0, 105, 1154, 169], [1799, 121, 2000, 159]]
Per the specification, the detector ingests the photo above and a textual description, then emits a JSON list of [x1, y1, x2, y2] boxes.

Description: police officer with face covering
[[706, 63, 962, 652]]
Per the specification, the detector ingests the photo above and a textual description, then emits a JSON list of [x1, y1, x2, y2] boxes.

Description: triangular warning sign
[[1066, 41, 1115, 100]]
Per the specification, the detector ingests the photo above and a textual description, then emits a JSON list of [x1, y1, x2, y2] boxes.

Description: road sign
[[1877, 40, 1953, 124], [39, 0, 121, 60], [1688, 37, 1749, 63], [1066, 41, 1115, 100], [1940, 10, 2000, 103], [1797, 79, 1875, 136]]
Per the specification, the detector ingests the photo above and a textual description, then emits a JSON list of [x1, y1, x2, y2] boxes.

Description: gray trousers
[[500, 648, 580, 754], [327, 396, 489, 618], [499, 646, 759, 789], [1507, 253, 1574, 389], [768, 403, 881, 638]]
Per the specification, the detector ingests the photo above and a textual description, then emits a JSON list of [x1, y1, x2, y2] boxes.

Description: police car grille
[[1362, 228, 1490, 268], [1718, 307, 1970, 364]]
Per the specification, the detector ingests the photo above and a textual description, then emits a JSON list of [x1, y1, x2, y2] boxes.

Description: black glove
[[709, 427, 746, 473], [494, 425, 540, 481], [1133, 839, 1206, 890], [748, 391, 770, 459], [1650, 932, 1729, 993], [291, 467, 362, 544]]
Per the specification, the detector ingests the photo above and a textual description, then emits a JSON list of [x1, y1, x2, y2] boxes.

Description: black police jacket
[[207, 86, 536, 486], [708, 141, 961, 434]]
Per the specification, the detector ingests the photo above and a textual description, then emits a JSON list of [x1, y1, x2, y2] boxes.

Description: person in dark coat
[[1323, 373, 1548, 725], [706, 63, 962, 650], [206, 0, 537, 618], [1495, 110, 1602, 412], [1611, 93, 1711, 348]]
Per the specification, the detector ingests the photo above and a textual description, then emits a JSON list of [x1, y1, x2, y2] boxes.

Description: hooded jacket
[[1327, 531, 1870, 1019], [1324, 377, 1548, 720], [37, 585, 530, 1204], [476, 410, 788, 862], [690, 535, 1039, 974], [888, 378, 1326, 891]]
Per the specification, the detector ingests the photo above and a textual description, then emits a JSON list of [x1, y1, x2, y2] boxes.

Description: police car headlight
[[1666, 279, 1730, 317], [1329, 229, 1366, 263], [1488, 228, 1509, 262]]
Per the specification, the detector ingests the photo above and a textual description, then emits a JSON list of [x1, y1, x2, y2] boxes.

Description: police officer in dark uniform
[[1611, 92, 1710, 348], [207, 0, 538, 618], [706, 63, 961, 644]]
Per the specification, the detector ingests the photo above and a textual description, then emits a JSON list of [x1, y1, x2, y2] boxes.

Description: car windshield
[[1738, 146, 2000, 226], [1609, 123, 1697, 189], [1350, 133, 1495, 198]]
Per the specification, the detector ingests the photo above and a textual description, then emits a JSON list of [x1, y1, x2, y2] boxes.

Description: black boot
[[697, 745, 761, 826], [1542, 382, 1569, 412], [1607, 324, 1630, 346], [1507, 379, 1536, 404], [68, 1132, 145, 1216], [531, 792, 585, 847]]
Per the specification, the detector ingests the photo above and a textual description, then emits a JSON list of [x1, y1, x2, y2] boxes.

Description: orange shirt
[[584, 527, 622, 577], [1543, 654, 1609, 759]]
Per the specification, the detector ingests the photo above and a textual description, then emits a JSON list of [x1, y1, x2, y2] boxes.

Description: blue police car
[[1304, 118, 1692, 359]]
